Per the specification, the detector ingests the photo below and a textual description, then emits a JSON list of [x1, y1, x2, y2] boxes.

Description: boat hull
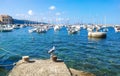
[[88, 32, 106, 38]]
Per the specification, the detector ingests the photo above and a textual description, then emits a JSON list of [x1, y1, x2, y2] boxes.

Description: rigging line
[[0, 48, 22, 57]]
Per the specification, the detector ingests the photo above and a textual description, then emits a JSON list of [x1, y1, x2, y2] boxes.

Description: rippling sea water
[[0, 26, 120, 76]]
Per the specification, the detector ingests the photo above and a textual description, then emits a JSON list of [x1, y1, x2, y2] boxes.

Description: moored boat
[[88, 32, 106, 38], [114, 25, 120, 32], [0, 25, 13, 32]]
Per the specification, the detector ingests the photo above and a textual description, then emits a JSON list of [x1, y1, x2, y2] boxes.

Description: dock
[[9, 59, 95, 76]]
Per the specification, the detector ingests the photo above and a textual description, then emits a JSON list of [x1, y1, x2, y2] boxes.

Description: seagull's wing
[[48, 46, 55, 54]]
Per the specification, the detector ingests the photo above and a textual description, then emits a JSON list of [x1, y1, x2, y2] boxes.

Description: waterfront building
[[0, 21, 2, 24], [0, 15, 13, 24]]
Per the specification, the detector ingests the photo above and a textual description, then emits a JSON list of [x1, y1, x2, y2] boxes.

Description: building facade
[[0, 15, 13, 24]]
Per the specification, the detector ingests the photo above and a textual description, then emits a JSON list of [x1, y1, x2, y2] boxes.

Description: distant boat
[[114, 25, 120, 32], [87, 25, 107, 38], [54, 25, 61, 31], [12, 24, 20, 29], [35, 26, 48, 33], [102, 28, 108, 32], [36, 28, 47, 33], [20, 24, 26, 28], [28, 28, 37, 33], [0, 25, 13, 32], [67, 25, 79, 34], [88, 32, 106, 38], [68, 29, 78, 34]]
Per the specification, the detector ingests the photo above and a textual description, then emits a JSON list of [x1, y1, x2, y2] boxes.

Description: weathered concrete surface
[[70, 68, 95, 76], [9, 59, 96, 76], [9, 59, 71, 76]]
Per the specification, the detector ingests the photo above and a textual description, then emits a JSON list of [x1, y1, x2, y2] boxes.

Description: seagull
[[48, 46, 55, 54]]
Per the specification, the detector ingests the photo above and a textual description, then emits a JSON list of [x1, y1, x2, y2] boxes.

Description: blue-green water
[[0, 27, 120, 76]]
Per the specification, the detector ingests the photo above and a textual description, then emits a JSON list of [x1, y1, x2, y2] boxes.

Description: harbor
[[0, 0, 120, 76], [0, 24, 120, 76]]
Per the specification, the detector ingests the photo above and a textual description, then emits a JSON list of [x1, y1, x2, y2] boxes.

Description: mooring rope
[[0, 48, 22, 67], [0, 63, 16, 67], [0, 48, 22, 57]]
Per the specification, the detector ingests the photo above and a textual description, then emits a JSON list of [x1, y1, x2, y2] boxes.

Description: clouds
[[48, 5, 65, 16], [49, 6, 56, 10], [15, 10, 34, 19], [14, 5, 65, 22], [28, 10, 33, 15], [56, 12, 61, 16]]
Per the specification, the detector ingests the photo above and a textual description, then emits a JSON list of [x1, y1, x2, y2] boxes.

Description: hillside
[[13, 19, 46, 24]]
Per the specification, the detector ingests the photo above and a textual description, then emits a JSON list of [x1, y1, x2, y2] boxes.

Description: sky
[[0, 0, 120, 24]]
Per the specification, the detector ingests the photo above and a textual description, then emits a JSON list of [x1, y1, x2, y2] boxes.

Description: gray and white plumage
[[48, 46, 55, 54]]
